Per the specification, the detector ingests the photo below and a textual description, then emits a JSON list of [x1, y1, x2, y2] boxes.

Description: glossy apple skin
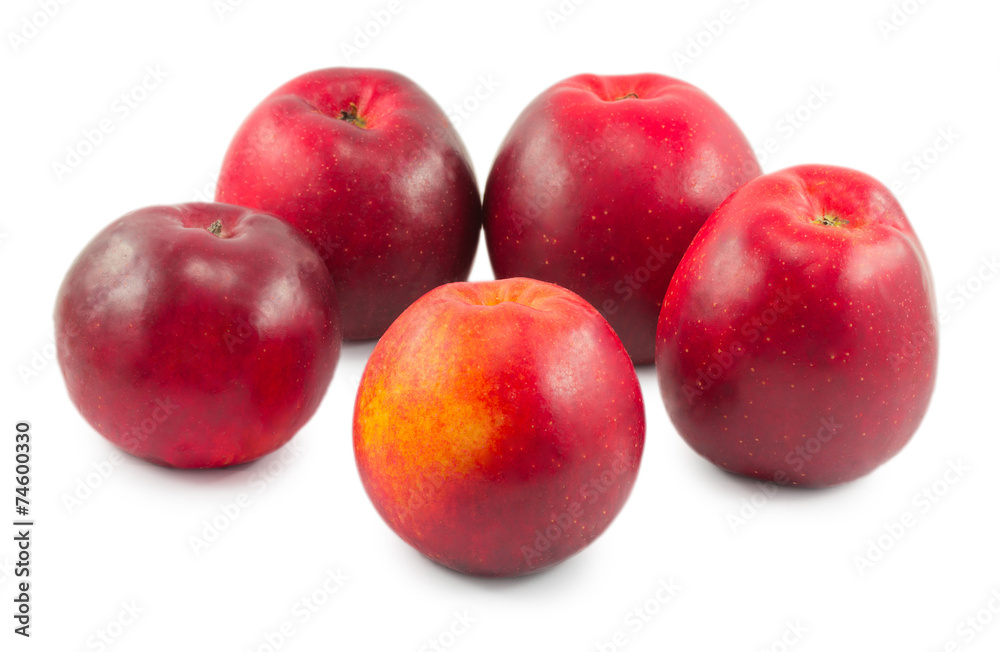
[[353, 278, 645, 576], [55, 203, 342, 468], [656, 165, 938, 487], [484, 73, 760, 365], [216, 67, 482, 340]]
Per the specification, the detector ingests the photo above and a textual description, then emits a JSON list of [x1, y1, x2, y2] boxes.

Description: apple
[[55, 203, 342, 468], [353, 277, 645, 576], [216, 67, 482, 340], [656, 165, 938, 487], [483, 73, 760, 364]]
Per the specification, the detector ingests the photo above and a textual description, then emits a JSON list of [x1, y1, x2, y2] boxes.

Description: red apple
[[484, 73, 760, 364], [55, 203, 341, 468], [216, 67, 482, 340], [353, 278, 645, 576], [656, 165, 938, 487]]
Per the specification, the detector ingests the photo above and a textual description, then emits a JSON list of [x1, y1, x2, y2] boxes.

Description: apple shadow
[[695, 454, 870, 501], [128, 441, 302, 489], [340, 339, 378, 366], [633, 364, 657, 381], [136, 455, 255, 488], [398, 538, 593, 595]]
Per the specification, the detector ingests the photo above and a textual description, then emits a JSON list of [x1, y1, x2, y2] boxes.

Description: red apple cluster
[[55, 67, 937, 578]]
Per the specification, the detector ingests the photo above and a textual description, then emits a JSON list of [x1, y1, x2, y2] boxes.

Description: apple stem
[[338, 103, 368, 129], [207, 220, 223, 236], [814, 214, 850, 228], [614, 93, 639, 101]]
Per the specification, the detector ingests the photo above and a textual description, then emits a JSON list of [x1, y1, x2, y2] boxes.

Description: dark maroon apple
[[484, 73, 760, 364], [216, 67, 482, 340], [55, 203, 341, 468], [656, 165, 937, 486]]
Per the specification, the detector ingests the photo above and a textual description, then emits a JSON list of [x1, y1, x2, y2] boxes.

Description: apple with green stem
[[216, 67, 482, 340], [656, 165, 937, 486]]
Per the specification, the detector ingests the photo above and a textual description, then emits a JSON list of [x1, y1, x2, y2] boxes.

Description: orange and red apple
[[353, 278, 645, 576]]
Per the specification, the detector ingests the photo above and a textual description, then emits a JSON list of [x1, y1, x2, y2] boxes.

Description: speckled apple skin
[[217, 67, 482, 340], [484, 73, 761, 365], [354, 278, 645, 576], [656, 165, 938, 487], [55, 203, 342, 468]]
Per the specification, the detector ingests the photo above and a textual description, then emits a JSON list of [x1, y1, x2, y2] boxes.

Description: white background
[[2, 0, 999, 650]]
